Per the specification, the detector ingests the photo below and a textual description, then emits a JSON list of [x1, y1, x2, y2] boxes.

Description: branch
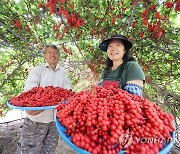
[[0, 20, 45, 89], [57, 37, 97, 46], [56, 12, 89, 64], [0, 21, 39, 51], [148, 80, 180, 102], [24, 0, 44, 45], [0, 51, 41, 89], [0, 40, 29, 55], [142, 42, 180, 60], [126, 0, 138, 34]]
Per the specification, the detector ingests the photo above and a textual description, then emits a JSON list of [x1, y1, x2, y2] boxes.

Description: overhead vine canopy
[[0, 0, 179, 134]]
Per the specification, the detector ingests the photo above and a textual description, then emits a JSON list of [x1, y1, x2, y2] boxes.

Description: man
[[16, 44, 71, 154]]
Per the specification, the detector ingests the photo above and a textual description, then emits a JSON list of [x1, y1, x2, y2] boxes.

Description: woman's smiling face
[[107, 39, 125, 62]]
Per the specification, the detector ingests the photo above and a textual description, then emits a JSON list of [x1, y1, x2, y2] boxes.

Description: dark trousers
[[16, 118, 59, 154]]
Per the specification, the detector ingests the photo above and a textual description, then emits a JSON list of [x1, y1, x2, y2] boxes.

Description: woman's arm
[[126, 80, 143, 87], [124, 62, 145, 96], [123, 82, 143, 96]]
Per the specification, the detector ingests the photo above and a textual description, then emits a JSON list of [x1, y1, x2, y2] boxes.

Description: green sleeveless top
[[101, 61, 145, 89]]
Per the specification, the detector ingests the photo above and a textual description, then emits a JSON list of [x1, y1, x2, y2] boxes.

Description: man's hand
[[26, 110, 44, 115]]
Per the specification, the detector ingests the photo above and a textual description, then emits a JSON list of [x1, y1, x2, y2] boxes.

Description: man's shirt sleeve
[[62, 70, 71, 90], [24, 66, 40, 92]]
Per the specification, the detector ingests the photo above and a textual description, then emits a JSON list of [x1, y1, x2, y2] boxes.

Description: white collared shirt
[[24, 62, 71, 123]]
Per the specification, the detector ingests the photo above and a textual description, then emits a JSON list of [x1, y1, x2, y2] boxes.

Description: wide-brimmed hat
[[99, 34, 133, 52]]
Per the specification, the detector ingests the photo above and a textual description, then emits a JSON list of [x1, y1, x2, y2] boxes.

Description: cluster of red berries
[[10, 86, 75, 107], [56, 86, 175, 154]]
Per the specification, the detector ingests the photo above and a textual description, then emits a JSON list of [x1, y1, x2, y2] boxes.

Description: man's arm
[[24, 66, 44, 115], [24, 66, 41, 91], [26, 110, 44, 115]]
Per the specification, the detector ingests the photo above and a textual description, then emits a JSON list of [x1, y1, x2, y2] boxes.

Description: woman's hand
[[26, 110, 44, 115]]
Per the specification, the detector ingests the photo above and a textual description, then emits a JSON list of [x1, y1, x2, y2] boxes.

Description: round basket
[[7, 100, 56, 110], [56, 117, 175, 154]]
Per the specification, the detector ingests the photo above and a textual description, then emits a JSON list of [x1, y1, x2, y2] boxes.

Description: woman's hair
[[105, 40, 135, 70], [42, 44, 60, 54]]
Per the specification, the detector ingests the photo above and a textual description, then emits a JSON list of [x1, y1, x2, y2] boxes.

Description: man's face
[[43, 47, 59, 66]]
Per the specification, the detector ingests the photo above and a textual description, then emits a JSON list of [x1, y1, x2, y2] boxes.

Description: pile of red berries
[[56, 86, 175, 154], [10, 86, 75, 107]]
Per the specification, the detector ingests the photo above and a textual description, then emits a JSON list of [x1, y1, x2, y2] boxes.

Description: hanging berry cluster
[[139, 1, 180, 38], [62, 44, 72, 55], [10, 86, 75, 107], [45, 0, 84, 29], [56, 86, 175, 154]]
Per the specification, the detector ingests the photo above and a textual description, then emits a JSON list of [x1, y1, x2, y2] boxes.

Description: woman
[[99, 34, 145, 96]]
